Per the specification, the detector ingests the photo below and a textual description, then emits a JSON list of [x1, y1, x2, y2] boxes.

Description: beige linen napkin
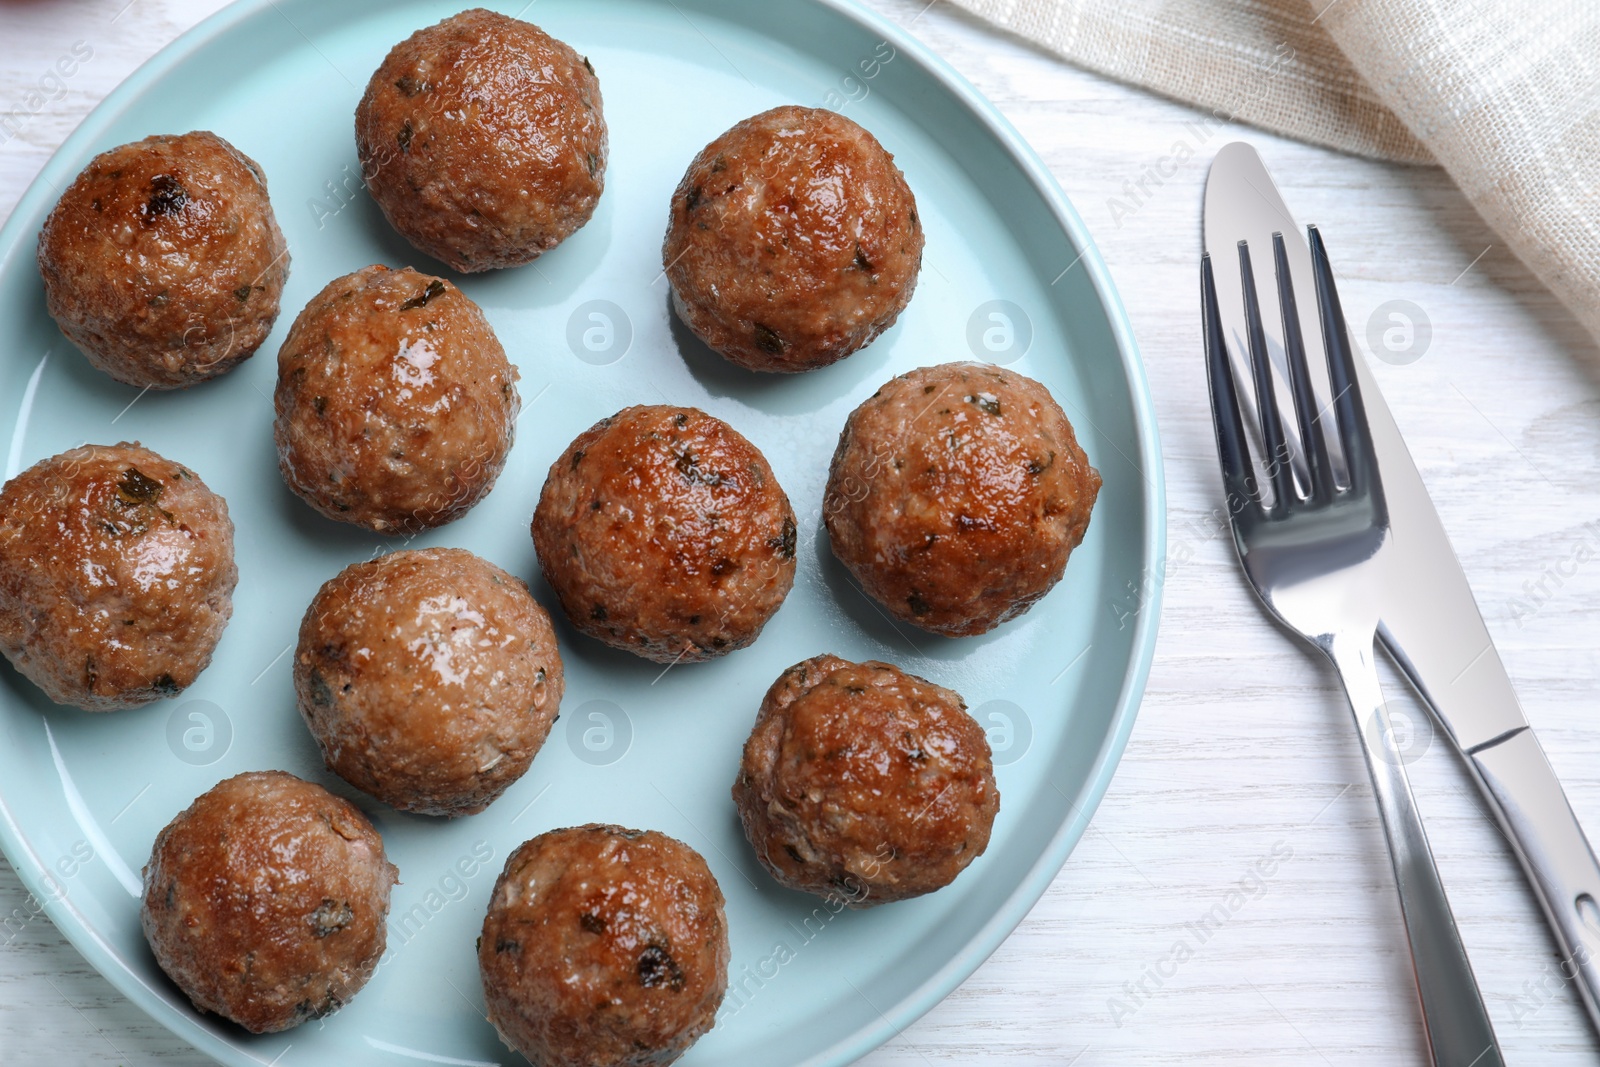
[[949, 0, 1600, 345]]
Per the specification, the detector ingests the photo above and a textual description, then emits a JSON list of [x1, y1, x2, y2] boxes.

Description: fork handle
[[1326, 634, 1504, 1067]]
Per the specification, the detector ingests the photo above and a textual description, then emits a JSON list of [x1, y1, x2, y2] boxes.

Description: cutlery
[[1202, 226, 1503, 1067], [1206, 141, 1600, 1033]]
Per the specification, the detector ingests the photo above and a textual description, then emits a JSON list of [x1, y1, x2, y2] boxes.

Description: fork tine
[[1272, 233, 1333, 503], [1237, 241, 1294, 512], [1202, 254, 1259, 518], [1309, 226, 1382, 503]]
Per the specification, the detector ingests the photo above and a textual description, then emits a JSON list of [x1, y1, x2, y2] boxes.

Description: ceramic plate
[[0, 1, 1163, 1063]]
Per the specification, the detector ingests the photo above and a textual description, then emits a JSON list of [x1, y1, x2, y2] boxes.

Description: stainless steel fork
[[1202, 227, 1504, 1067]]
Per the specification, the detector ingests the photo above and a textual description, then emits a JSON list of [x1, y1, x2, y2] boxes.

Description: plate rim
[[0, 1, 1167, 1063]]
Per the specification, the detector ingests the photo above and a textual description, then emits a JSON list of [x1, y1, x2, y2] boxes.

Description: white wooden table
[[5, 0, 1600, 1063]]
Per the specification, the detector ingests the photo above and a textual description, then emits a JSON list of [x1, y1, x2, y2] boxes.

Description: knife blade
[[1203, 141, 1600, 1031]]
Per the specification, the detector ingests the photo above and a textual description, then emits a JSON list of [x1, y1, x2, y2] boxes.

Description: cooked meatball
[[356, 9, 606, 272], [141, 771, 397, 1033], [532, 405, 796, 663], [274, 264, 519, 533], [479, 825, 728, 1067], [0, 443, 235, 711], [825, 362, 1100, 636], [664, 105, 922, 372], [294, 547, 565, 817], [733, 655, 998, 906], [37, 131, 288, 388]]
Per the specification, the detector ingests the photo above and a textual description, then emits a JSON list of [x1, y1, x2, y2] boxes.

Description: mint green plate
[[0, 1, 1162, 1063]]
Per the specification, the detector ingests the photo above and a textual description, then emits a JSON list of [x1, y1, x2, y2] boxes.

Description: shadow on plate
[[524, 571, 701, 690], [265, 449, 408, 559], [0, 648, 217, 732], [713, 807, 888, 925], [47, 333, 178, 426], [667, 291, 899, 417], [344, 168, 609, 312], [0, 655, 85, 721], [808, 515, 1001, 665]]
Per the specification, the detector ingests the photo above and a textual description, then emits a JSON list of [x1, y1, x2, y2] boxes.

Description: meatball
[[294, 547, 565, 817], [663, 105, 922, 372], [0, 443, 235, 711], [356, 9, 606, 272], [37, 131, 289, 388], [733, 655, 998, 906], [479, 825, 729, 1067], [825, 362, 1100, 636], [532, 405, 796, 663], [141, 771, 397, 1033], [274, 264, 519, 533]]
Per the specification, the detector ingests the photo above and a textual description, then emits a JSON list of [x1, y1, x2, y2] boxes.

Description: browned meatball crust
[[294, 547, 565, 817], [0, 443, 236, 711], [664, 105, 923, 372], [734, 655, 998, 906], [274, 264, 519, 533], [825, 362, 1100, 636], [356, 9, 606, 272], [37, 131, 289, 388], [141, 771, 398, 1034], [479, 825, 729, 1067], [532, 405, 796, 663]]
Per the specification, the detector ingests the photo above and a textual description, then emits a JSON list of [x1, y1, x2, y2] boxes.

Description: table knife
[[1204, 141, 1600, 1031]]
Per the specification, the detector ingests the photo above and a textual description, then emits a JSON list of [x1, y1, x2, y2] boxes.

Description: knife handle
[[1471, 727, 1600, 1027]]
